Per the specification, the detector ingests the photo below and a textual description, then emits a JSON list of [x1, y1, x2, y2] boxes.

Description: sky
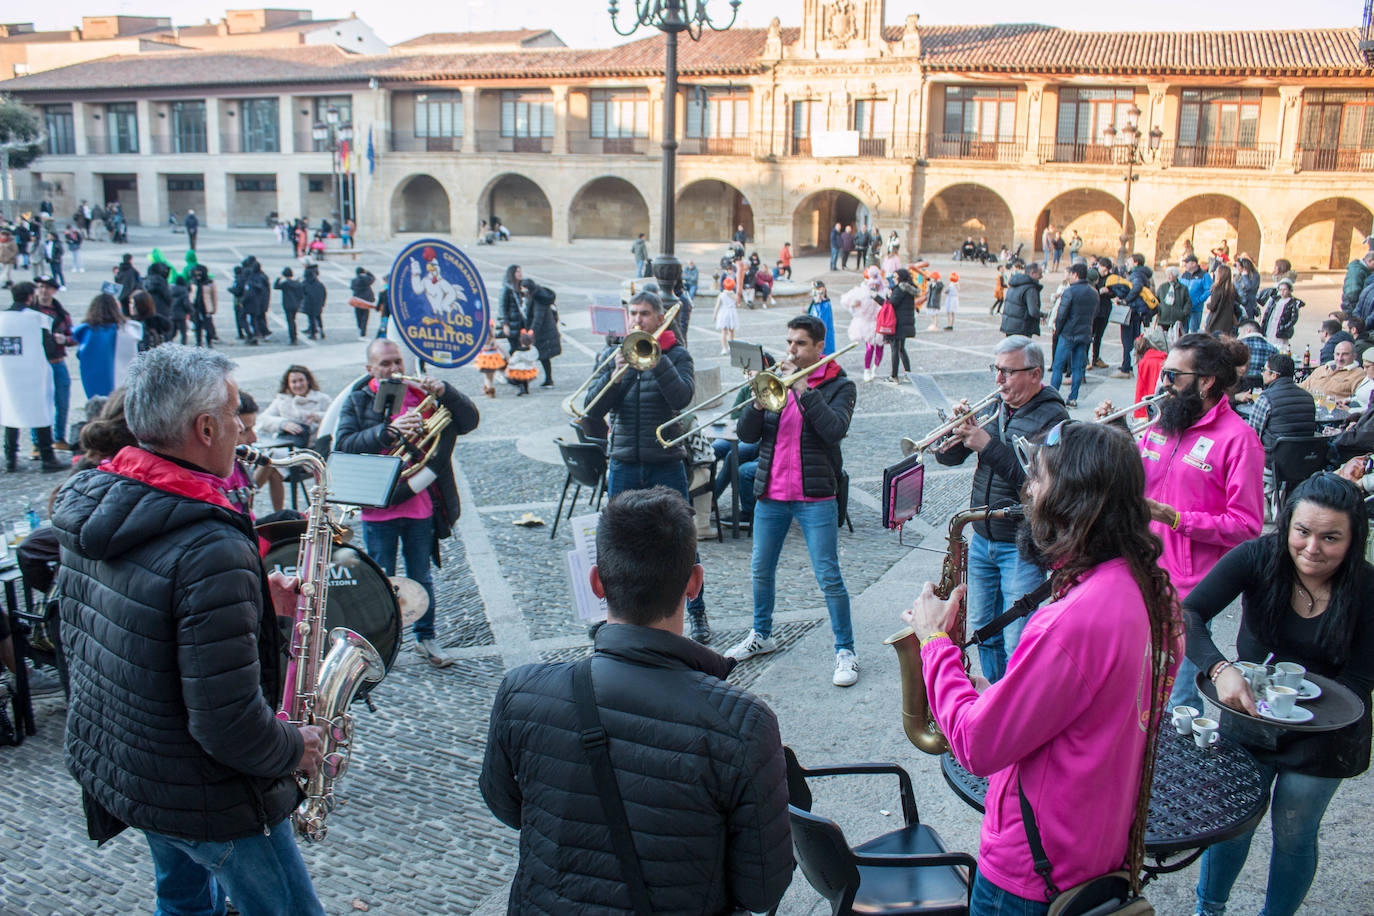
[[21, 0, 1360, 49]]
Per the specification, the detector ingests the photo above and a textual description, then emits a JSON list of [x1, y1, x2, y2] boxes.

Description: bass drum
[[259, 523, 401, 686]]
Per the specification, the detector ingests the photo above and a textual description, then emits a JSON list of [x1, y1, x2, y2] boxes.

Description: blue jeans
[[751, 497, 853, 652], [1168, 616, 1211, 711], [712, 439, 760, 514], [144, 819, 324, 916], [34, 361, 71, 446], [686, 281, 698, 300], [829, 246, 840, 270], [609, 459, 705, 615], [971, 871, 1050, 916], [363, 514, 438, 641], [1188, 306, 1205, 334], [1196, 761, 1342, 916], [1049, 339, 1089, 402], [966, 532, 1045, 683]]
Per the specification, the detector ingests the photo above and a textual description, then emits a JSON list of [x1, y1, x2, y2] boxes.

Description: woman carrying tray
[[1183, 472, 1374, 916]]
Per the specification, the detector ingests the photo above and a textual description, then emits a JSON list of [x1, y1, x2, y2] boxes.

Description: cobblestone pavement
[[2, 228, 1367, 915]]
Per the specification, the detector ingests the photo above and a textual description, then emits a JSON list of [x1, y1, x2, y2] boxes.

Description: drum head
[[263, 540, 401, 682]]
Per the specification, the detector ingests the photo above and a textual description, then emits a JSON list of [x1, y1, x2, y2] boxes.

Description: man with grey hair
[[54, 344, 326, 915], [935, 335, 1067, 681]]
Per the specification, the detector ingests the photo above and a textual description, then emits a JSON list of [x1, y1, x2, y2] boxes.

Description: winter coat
[[184, 212, 198, 233], [256, 390, 334, 437], [888, 281, 919, 339], [141, 270, 174, 319], [1054, 281, 1098, 344], [737, 365, 856, 500], [115, 262, 141, 304], [1000, 273, 1044, 336], [350, 271, 376, 303], [1156, 279, 1193, 328], [1179, 269, 1212, 314], [525, 284, 561, 359], [274, 275, 304, 311], [0, 236, 16, 265], [1343, 259, 1372, 311], [936, 386, 1069, 541], [499, 285, 527, 344], [584, 335, 695, 466], [1204, 287, 1240, 337], [1123, 265, 1154, 318], [841, 284, 883, 346], [301, 272, 326, 316], [54, 448, 301, 842], [335, 380, 480, 545], [1259, 293, 1303, 341], [1236, 270, 1260, 319], [480, 623, 793, 916]]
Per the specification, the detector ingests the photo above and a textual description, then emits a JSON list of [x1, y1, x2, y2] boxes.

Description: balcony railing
[[1163, 142, 1276, 170], [1037, 137, 1132, 165], [474, 131, 552, 154], [390, 132, 463, 153], [85, 134, 139, 155], [567, 135, 652, 155], [151, 134, 209, 154], [680, 136, 751, 156], [1297, 147, 1374, 172], [926, 133, 1025, 163]]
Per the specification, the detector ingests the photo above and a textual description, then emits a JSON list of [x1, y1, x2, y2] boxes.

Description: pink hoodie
[[922, 559, 1181, 901], [1139, 397, 1263, 598]]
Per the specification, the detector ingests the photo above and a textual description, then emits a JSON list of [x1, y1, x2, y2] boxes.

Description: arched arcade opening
[[919, 184, 1014, 257], [676, 179, 753, 243], [480, 173, 552, 237], [1155, 194, 1261, 267], [570, 176, 650, 240], [1032, 189, 1133, 262], [391, 174, 450, 234], [1285, 198, 1374, 271], [791, 190, 870, 255]]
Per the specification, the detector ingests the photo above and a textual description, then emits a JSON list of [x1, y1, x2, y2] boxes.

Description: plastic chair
[[1268, 435, 1331, 518], [551, 439, 608, 539], [779, 747, 974, 916]]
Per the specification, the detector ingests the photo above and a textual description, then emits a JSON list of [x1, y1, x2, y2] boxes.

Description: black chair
[[779, 747, 974, 916], [1268, 434, 1331, 518], [551, 439, 608, 539]]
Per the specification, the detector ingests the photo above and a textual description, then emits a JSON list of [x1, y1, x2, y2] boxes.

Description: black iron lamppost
[[312, 105, 354, 226], [1102, 105, 1162, 267], [609, 0, 740, 294]]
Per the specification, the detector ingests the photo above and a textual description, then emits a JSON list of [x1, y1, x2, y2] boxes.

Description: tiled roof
[[0, 46, 366, 92], [391, 29, 554, 50], [914, 24, 1367, 74]]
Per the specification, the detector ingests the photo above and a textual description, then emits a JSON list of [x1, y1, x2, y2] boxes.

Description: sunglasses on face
[[1159, 368, 1200, 385]]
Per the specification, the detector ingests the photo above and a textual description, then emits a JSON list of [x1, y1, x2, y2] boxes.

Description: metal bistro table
[[941, 730, 1270, 877]]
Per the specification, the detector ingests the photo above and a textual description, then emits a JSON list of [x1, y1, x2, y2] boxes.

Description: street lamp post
[[609, 0, 740, 294], [1102, 106, 1162, 267], [311, 105, 354, 229]]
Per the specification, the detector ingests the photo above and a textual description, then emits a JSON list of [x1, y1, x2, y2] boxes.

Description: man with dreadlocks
[[904, 421, 1182, 912]]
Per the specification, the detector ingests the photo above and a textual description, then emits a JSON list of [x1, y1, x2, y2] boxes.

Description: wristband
[[1209, 661, 1235, 682], [1170, 510, 1181, 531], [920, 631, 950, 648]]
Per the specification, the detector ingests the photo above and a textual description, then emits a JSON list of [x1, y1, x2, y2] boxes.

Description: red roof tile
[[391, 29, 557, 50]]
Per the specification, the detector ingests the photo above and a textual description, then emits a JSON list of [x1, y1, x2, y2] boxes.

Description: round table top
[[940, 729, 1269, 858]]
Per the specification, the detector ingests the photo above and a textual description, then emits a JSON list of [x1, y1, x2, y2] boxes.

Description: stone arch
[[479, 172, 552, 237], [919, 183, 1014, 256], [791, 190, 871, 255], [390, 174, 450, 234], [1284, 198, 1374, 271], [1033, 189, 1134, 262], [569, 176, 651, 240], [1154, 194, 1261, 267], [676, 179, 754, 243]]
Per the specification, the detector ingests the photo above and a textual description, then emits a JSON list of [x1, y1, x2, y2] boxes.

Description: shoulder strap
[[1017, 775, 1060, 901], [573, 658, 655, 916], [963, 580, 1052, 650]]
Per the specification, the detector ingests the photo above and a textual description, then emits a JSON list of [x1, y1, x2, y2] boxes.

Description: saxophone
[[236, 444, 385, 842], [884, 505, 1024, 755]]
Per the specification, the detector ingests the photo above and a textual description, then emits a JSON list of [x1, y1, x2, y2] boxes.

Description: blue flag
[[366, 127, 375, 175]]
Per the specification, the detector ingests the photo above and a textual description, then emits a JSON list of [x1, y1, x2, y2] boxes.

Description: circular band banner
[[386, 238, 490, 367]]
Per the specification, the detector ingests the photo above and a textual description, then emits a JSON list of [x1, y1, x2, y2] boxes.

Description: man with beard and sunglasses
[[1097, 332, 1263, 711]]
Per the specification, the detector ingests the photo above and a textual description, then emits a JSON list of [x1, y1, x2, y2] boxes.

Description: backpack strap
[[573, 658, 655, 916]]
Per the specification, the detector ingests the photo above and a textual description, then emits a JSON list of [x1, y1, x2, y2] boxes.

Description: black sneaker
[[688, 610, 711, 645]]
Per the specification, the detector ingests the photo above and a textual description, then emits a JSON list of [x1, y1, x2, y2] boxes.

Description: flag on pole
[[366, 127, 375, 175]]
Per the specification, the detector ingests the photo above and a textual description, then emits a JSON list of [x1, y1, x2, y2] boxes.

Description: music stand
[[325, 453, 405, 507], [882, 454, 925, 545], [729, 340, 767, 372]]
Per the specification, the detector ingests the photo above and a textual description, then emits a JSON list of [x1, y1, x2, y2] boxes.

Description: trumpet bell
[[899, 436, 920, 458]]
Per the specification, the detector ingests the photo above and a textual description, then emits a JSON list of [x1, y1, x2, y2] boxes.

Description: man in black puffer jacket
[[54, 345, 325, 915], [727, 314, 860, 688], [585, 290, 710, 641], [481, 488, 792, 915], [936, 336, 1067, 683], [141, 260, 174, 320], [1000, 262, 1044, 337]]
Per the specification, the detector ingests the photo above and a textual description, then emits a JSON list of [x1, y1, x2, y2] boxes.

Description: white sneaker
[[833, 649, 859, 687], [724, 631, 777, 661], [416, 638, 455, 668]]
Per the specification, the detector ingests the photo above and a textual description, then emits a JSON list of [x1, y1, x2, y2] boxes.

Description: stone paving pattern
[[1, 227, 1368, 915]]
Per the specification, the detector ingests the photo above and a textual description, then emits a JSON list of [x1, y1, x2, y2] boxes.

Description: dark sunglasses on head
[[1014, 418, 1075, 474]]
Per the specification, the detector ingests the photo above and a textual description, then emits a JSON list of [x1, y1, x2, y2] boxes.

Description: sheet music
[[567, 513, 608, 622]]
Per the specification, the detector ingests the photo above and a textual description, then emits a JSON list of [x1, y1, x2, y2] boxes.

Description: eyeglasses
[[990, 364, 1038, 379], [1159, 369, 1200, 385]]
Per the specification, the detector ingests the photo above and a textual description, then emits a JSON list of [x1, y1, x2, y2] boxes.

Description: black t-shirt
[[1184, 537, 1374, 778]]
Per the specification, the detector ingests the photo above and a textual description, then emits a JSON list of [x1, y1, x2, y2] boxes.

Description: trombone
[[1095, 391, 1168, 435], [655, 342, 860, 448], [899, 392, 1001, 458], [570, 304, 681, 419]]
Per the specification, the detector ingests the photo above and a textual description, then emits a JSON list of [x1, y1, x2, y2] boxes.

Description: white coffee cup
[[1193, 717, 1220, 749], [1172, 705, 1199, 736], [1267, 685, 1299, 718], [1275, 662, 1306, 690]]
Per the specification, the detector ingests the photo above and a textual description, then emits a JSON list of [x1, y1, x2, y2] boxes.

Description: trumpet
[[1096, 391, 1168, 435], [386, 373, 451, 480], [570, 304, 681, 419], [655, 342, 859, 448], [899, 392, 1001, 458]]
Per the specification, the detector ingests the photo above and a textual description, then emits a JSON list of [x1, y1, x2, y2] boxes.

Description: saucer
[[1257, 703, 1315, 724], [1296, 679, 1322, 701]]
